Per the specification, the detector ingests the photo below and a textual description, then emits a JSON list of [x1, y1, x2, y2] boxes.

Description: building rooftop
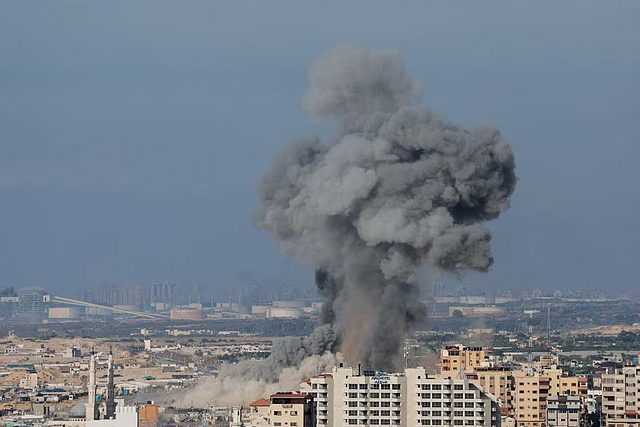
[[271, 393, 311, 399], [249, 398, 270, 407]]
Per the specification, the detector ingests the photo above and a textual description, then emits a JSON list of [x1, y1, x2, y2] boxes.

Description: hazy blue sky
[[1, 1, 638, 296]]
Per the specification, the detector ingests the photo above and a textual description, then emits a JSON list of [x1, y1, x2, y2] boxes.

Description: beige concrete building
[[440, 345, 487, 374], [512, 373, 550, 427], [268, 393, 314, 427], [300, 365, 501, 427], [602, 365, 640, 427], [542, 369, 587, 399], [467, 367, 513, 416], [247, 398, 271, 427]]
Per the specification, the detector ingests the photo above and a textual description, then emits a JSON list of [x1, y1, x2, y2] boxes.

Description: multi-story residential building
[[300, 365, 501, 427], [467, 367, 513, 416], [601, 365, 640, 426], [440, 345, 487, 374], [543, 368, 587, 399], [512, 373, 550, 427], [546, 395, 581, 427], [268, 393, 315, 427]]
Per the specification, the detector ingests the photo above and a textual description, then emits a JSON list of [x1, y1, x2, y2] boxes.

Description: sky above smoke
[[0, 1, 639, 295]]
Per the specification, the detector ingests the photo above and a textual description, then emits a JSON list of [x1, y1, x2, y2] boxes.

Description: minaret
[[105, 350, 117, 419], [87, 352, 97, 420]]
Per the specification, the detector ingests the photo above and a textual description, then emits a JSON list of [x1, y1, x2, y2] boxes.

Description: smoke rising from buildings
[[178, 325, 340, 407], [257, 45, 517, 369]]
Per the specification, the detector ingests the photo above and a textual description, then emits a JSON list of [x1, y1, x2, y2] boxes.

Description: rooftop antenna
[[404, 345, 414, 369]]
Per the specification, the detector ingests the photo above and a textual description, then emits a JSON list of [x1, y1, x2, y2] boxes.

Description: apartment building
[[467, 367, 513, 416], [441, 345, 487, 374], [601, 365, 640, 427], [268, 393, 315, 427], [300, 365, 501, 427], [512, 373, 550, 427], [546, 395, 581, 427], [543, 368, 587, 399]]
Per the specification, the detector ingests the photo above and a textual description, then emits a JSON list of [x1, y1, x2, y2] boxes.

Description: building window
[[381, 393, 390, 398], [422, 385, 431, 390], [454, 385, 464, 390], [392, 384, 401, 390], [381, 402, 390, 408], [349, 384, 358, 389], [381, 384, 391, 390], [291, 411, 297, 416], [432, 393, 442, 399], [274, 424, 281, 426], [421, 402, 431, 407], [370, 420, 379, 425], [465, 402, 474, 408], [421, 421, 430, 425], [349, 410, 358, 416], [465, 394, 475, 399], [432, 385, 442, 390], [421, 393, 430, 399], [454, 421, 463, 425], [349, 393, 358, 398], [348, 419, 358, 425], [360, 384, 368, 389], [381, 410, 391, 416], [274, 411, 282, 416], [370, 393, 379, 398], [370, 411, 379, 416], [349, 402, 358, 407], [381, 420, 391, 425]]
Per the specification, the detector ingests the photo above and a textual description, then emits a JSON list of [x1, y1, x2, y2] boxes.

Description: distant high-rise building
[[149, 282, 177, 310], [83, 284, 144, 309], [17, 287, 49, 322]]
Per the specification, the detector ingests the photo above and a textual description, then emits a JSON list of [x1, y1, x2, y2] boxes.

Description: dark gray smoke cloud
[[257, 45, 517, 369]]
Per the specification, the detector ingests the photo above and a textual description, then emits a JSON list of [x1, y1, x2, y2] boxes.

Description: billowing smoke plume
[[257, 45, 516, 369], [177, 324, 340, 407]]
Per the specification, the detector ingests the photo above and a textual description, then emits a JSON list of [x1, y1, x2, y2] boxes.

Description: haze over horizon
[[1, 1, 638, 296]]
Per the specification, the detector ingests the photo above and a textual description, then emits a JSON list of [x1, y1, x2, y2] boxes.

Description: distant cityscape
[[0, 282, 636, 325]]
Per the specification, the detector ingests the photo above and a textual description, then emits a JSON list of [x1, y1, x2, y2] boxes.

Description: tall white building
[[299, 365, 501, 427]]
